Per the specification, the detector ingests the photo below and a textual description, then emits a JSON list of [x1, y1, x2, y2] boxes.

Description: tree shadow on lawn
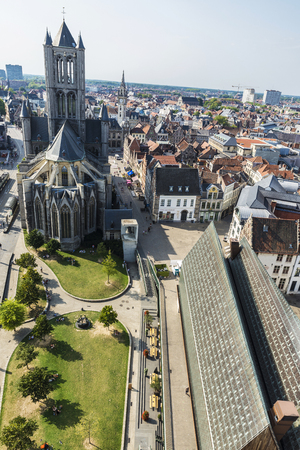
[[55, 255, 80, 267], [40, 398, 84, 429], [50, 340, 83, 362], [115, 331, 130, 347]]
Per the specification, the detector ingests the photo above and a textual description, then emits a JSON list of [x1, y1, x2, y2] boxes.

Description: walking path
[[0, 230, 157, 450]]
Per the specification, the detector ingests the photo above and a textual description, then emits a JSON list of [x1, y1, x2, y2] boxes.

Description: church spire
[[121, 70, 125, 86], [44, 28, 52, 45], [76, 32, 85, 49]]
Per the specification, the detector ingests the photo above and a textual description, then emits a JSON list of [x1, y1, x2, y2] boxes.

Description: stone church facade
[[17, 21, 113, 251]]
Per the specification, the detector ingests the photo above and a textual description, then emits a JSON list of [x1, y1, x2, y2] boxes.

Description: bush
[[144, 368, 148, 377], [143, 349, 149, 358], [158, 413, 162, 421], [142, 411, 149, 421], [25, 229, 44, 250]]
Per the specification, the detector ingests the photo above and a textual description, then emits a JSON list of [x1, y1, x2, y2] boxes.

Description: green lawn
[[45, 250, 128, 299], [0, 312, 129, 450]]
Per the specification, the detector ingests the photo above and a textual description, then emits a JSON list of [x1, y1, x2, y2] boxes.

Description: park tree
[[75, 413, 100, 445], [18, 366, 54, 403], [0, 98, 5, 116], [0, 416, 38, 450], [15, 342, 38, 369], [101, 250, 116, 283], [0, 299, 26, 331], [32, 315, 53, 341], [15, 252, 37, 269], [98, 305, 118, 330], [15, 278, 40, 309], [45, 238, 61, 255], [22, 266, 42, 285], [25, 229, 44, 250], [97, 242, 108, 259]]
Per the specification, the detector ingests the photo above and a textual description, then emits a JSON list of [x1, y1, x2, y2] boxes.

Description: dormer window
[[178, 186, 182, 192], [185, 186, 189, 192], [169, 186, 173, 192]]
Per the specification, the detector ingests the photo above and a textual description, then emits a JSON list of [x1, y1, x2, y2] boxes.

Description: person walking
[[185, 387, 190, 395], [40, 266, 43, 273]]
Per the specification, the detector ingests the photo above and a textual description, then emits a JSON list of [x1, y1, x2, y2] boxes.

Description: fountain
[[75, 315, 91, 330]]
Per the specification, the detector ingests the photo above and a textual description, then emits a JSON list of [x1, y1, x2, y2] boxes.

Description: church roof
[[20, 100, 29, 118], [76, 33, 85, 49], [100, 104, 109, 121], [44, 28, 52, 45], [46, 121, 85, 162], [52, 21, 76, 48]]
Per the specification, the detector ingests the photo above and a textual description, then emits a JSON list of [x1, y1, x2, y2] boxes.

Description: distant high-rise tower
[[242, 88, 256, 104], [117, 71, 127, 126], [5, 64, 23, 80], [43, 21, 86, 142], [263, 90, 281, 106]]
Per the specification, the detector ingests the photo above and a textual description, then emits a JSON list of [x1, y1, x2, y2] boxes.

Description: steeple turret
[[44, 28, 52, 45], [118, 71, 127, 126], [76, 32, 85, 49]]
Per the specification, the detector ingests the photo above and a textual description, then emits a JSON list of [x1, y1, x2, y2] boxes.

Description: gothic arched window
[[61, 205, 71, 239], [52, 204, 59, 237], [89, 197, 95, 229], [57, 92, 65, 118], [57, 57, 64, 83], [62, 166, 68, 186], [67, 58, 74, 84], [67, 92, 76, 118], [74, 203, 79, 236], [35, 199, 43, 230]]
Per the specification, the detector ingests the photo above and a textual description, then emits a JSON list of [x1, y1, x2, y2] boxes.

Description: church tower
[[117, 71, 127, 126], [43, 21, 86, 143]]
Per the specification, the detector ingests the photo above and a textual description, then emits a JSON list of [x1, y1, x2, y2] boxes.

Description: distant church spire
[[121, 70, 125, 86]]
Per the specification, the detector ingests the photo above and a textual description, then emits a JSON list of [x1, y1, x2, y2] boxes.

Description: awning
[[127, 170, 134, 176], [132, 176, 139, 182]]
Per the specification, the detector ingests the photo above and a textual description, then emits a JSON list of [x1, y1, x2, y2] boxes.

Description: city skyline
[[2, 0, 300, 95]]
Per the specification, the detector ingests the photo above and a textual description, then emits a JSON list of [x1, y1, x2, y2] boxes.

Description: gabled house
[[151, 167, 201, 222]]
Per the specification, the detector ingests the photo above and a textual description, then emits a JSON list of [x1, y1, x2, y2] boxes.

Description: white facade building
[[158, 195, 197, 222], [262, 90, 281, 106], [242, 88, 256, 104]]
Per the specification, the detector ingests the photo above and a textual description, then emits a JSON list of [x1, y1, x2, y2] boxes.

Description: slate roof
[[230, 238, 300, 449], [46, 121, 85, 162], [85, 119, 101, 143], [155, 167, 200, 196], [179, 223, 271, 450], [250, 217, 299, 254], [52, 21, 76, 48], [105, 209, 132, 231], [31, 117, 49, 142], [20, 100, 29, 118]]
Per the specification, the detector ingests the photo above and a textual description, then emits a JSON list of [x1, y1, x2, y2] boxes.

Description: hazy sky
[[2, 0, 300, 95]]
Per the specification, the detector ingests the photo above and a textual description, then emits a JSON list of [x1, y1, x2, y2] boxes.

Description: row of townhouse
[[143, 161, 245, 224]]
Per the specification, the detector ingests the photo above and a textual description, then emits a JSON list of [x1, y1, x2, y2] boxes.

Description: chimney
[[269, 401, 299, 442], [271, 201, 277, 213], [230, 239, 241, 260]]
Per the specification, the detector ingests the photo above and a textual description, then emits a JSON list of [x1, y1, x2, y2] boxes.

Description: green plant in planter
[[150, 378, 161, 393], [145, 329, 148, 336], [158, 413, 162, 421], [144, 368, 148, 377], [143, 349, 149, 358]]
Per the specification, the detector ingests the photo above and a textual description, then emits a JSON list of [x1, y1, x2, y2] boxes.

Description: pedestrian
[[148, 227, 150, 232], [146, 216, 148, 220], [185, 387, 190, 395], [0, 243, 2, 249], [40, 267, 43, 273]]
